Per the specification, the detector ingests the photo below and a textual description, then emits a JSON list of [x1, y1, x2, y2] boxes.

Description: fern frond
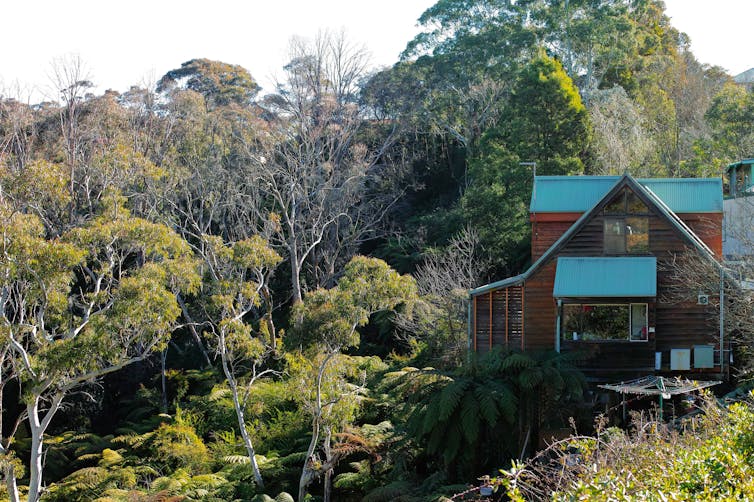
[[460, 392, 480, 444], [223, 454, 250, 464], [437, 379, 468, 421], [363, 480, 412, 502], [472, 385, 498, 428], [209, 387, 231, 401], [498, 352, 535, 372]]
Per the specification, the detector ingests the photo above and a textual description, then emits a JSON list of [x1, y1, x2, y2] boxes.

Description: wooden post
[[473, 296, 477, 352], [505, 288, 509, 348], [521, 286, 525, 351], [489, 291, 493, 350]]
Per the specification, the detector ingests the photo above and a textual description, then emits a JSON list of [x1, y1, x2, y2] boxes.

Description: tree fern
[[497, 351, 535, 372], [362, 480, 414, 502], [274, 493, 295, 502], [437, 379, 469, 421], [459, 392, 481, 444], [474, 385, 500, 428]]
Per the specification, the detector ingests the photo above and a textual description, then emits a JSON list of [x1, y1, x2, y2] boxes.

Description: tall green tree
[[706, 83, 754, 164], [463, 51, 589, 271], [157, 58, 260, 108], [290, 257, 416, 502], [199, 234, 282, 489], [0, 194, 199, 502]]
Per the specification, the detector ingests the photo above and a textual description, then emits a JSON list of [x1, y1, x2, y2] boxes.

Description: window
[[603, 189, 650, 254], [562, 303, 648, 342], [604, 218, 649, 253]]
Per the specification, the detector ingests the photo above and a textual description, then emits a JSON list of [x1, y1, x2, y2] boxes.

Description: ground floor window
[[562, 303, 648, 341]]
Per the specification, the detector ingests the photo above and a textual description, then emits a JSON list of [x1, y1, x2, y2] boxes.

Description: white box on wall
[[670, 349, 691, 371]]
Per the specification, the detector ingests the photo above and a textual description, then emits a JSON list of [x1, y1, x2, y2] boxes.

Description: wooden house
[[469, 174, 728, 381]]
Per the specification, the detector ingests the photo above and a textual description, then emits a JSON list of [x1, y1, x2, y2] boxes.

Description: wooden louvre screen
[[474, 285, 524, 353]]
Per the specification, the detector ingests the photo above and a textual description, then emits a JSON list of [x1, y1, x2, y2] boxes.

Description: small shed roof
[[531, 176, 723, 213], [553, 257, 657, 298], [726, 159, 754, 173]]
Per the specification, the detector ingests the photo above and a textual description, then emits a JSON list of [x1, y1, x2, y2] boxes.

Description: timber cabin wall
[[527, 199, 721, 376], [474, 178, 723, 377]]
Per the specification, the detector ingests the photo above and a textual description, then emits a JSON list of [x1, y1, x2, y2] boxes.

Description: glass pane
[[604, 190, 625, 214], [563, 304, 629, 341], [604, 218, 625, 254], [626, 191, 650, 214], [626, 217, 649, 253], [630, 304, 648, 341]]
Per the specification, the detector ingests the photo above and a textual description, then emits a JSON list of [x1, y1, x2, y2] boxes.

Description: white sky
[[0, 0, 752, 103], [663, 0, 754, 75]]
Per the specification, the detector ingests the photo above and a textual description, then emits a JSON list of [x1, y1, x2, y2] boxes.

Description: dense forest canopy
[[0, 1, 752, 500]]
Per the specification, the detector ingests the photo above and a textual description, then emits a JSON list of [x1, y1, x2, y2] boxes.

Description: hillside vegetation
[[0, 1, 752, 500]]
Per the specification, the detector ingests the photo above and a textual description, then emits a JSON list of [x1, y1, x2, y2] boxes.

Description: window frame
[[602, 189, 651, 255], [561, 302, 649, 343]]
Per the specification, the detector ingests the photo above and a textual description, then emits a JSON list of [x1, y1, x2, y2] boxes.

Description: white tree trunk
[[25, 391, 64, 502], [219, 337, 265, 489], [26, 401, 45, 502], [4, 463, 20, 502], [298, 418, 320, 502]]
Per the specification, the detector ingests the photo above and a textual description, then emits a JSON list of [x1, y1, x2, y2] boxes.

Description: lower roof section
[[553, 256, 657, 298]]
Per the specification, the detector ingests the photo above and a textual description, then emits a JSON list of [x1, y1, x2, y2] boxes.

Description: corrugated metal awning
[[553, 257, 657, 297]]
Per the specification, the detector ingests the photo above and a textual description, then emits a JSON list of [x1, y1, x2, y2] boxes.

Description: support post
[[521, 286, 525, 351], [467, 295, 473, 352], [555, 299, 562, 353], [505, 288, 509, 348], [473, 295, 477, 352], [720, 266, 725, 379], [489, 291, 493, 351]]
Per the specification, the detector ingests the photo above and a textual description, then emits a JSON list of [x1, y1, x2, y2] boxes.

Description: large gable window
[[603, 188, 650, 254], [563, 303, 648, 342]]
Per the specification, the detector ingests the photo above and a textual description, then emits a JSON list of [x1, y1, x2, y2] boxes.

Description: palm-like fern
[[387, 348, 586, 481]]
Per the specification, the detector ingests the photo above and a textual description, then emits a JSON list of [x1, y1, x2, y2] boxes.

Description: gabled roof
[[471, 174, 721, 297], [531, 176, 723, 213]]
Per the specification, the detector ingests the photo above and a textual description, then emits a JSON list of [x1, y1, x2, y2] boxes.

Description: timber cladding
[[473, 285, 524, 354], [474, 211, 721, 373]]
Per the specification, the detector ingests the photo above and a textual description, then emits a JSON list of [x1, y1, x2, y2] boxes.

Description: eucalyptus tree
[[198, 234, 282, 489], [253, 31, 405, 303], [706, 82, 754, 164], [0, 194, 199, 502], [291, 256, 417, 502]]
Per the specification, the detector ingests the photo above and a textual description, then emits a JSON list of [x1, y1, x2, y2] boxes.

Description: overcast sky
[[1, 0, 752, 103]]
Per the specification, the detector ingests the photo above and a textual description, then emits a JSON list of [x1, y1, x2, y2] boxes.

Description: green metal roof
[[553, 257, 657, 297], [726, 159, 754, 173], [531, 176, 723, 213]]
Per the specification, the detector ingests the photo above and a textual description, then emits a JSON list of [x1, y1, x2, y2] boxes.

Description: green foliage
[[149, 421, 211, 474], [492, 395, 754, 501], [462, 52, 589, 270], [290, 256, 417, 351], [705, 83, 754, 164], [157, 58, 260, 107], [505, 51, 589, 175], [386, 350, 585, 482]]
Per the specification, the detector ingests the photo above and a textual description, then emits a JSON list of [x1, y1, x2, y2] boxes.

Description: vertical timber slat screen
[[474, 285, 524, 353]]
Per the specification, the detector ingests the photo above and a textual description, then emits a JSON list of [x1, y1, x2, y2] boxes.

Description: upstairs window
[[604, 217, 649, 253], [603, 189, 650, 254]]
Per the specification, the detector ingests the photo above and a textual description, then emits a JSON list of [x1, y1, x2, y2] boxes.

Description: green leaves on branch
[[291, 257, 417, 351]]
